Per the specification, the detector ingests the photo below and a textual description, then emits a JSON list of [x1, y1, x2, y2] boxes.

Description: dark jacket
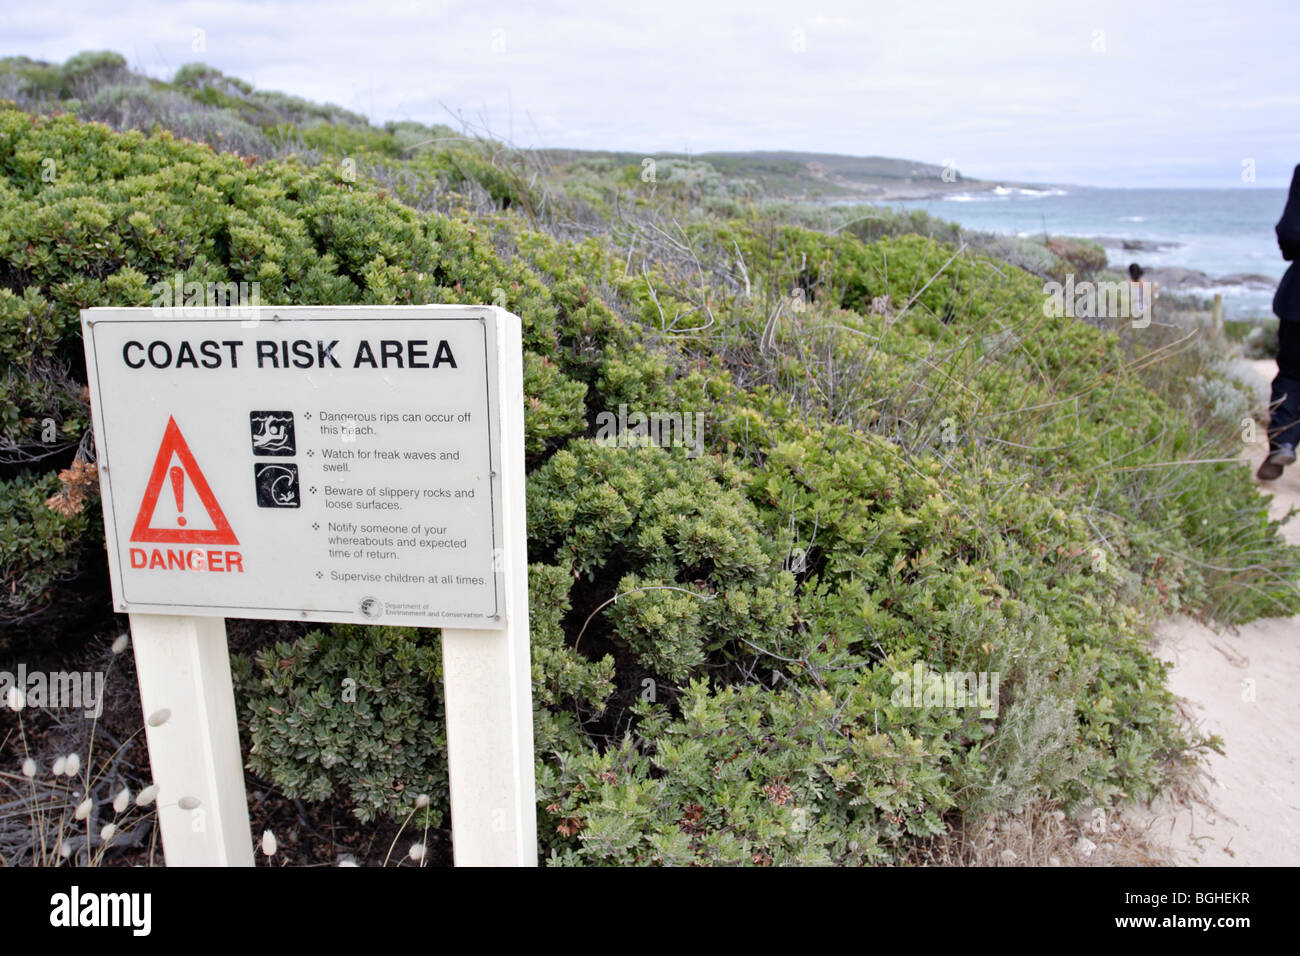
[[1274, 164, 1300, 321]]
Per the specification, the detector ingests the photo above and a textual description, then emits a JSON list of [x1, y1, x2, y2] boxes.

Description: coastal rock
[[1093, 236, 1184, 252], [1135, 266, 1276, 292]]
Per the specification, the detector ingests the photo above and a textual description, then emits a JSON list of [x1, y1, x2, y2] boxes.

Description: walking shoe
[[1257, 443, 1296, 480]]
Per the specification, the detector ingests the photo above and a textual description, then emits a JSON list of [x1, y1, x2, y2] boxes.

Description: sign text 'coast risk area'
[[82, 307, 507, 629]]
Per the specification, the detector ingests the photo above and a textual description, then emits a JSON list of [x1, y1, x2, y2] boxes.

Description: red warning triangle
[[130, 416, 239, 546]]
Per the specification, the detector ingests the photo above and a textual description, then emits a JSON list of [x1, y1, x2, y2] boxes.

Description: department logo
[[359, 597, 382, 619]]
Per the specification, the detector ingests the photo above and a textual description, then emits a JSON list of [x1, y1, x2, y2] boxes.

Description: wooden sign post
[[128, 613, 253, 866], [82, 305, 535, 867], [440, 304, 536, 866]]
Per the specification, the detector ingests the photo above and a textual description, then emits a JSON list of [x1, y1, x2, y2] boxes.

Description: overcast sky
[[4, 0, 1298, 187]]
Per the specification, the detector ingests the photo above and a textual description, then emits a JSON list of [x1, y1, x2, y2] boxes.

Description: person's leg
[[1272, 320, 1300, 447], [1260, 319, 1300, 478]]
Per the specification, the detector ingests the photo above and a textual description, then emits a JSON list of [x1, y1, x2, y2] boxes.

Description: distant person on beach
[[1128, 262, 1153, 324], [1258, 164, 1300, 481]]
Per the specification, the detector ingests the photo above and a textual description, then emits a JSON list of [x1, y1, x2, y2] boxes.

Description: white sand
[[1132, 359, 1300, 865]]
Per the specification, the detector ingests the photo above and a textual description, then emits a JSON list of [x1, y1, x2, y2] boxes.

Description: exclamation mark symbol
[[170, 466, 187, 526]]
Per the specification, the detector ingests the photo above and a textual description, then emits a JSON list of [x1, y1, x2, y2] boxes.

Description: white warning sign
[[81, 305, 509, 629]]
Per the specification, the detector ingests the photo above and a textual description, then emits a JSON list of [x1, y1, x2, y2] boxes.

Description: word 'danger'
[[82, 306, 509, 629]]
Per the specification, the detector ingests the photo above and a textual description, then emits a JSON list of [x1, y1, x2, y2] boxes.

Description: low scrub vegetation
[[2, 54, 1296, 865]]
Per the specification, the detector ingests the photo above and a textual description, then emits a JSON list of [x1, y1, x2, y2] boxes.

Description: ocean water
[[892, 187, 1290, 319]]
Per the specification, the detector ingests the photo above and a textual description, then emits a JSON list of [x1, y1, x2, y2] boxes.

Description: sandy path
[[1132, 359, 1300, 865]]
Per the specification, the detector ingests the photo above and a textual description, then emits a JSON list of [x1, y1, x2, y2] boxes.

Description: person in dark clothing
[[1127, 262, 1149, 322], [1258, 164, 1300, 480]]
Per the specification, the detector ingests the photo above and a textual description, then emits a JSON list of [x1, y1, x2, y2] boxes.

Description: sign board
[[82, 306, 507, 629], [83, 304, 538, 867]]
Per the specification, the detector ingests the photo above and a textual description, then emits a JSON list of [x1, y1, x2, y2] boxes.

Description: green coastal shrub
[[542, 675, 964, 865], [0, 471, 92, 635], [237, 625, 446, 824], [173, 63, 254, 99], [1043, 236, 1109, 283], [529, 442, 797, 681], [58, 51, 129, 97]]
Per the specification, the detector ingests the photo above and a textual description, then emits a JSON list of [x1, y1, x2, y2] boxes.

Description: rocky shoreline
[[1090, 239, 1275, 294], [1136, 265, 1276, 295], [867, 179, 1068, 202], [1091, 235, 1183, 253]]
